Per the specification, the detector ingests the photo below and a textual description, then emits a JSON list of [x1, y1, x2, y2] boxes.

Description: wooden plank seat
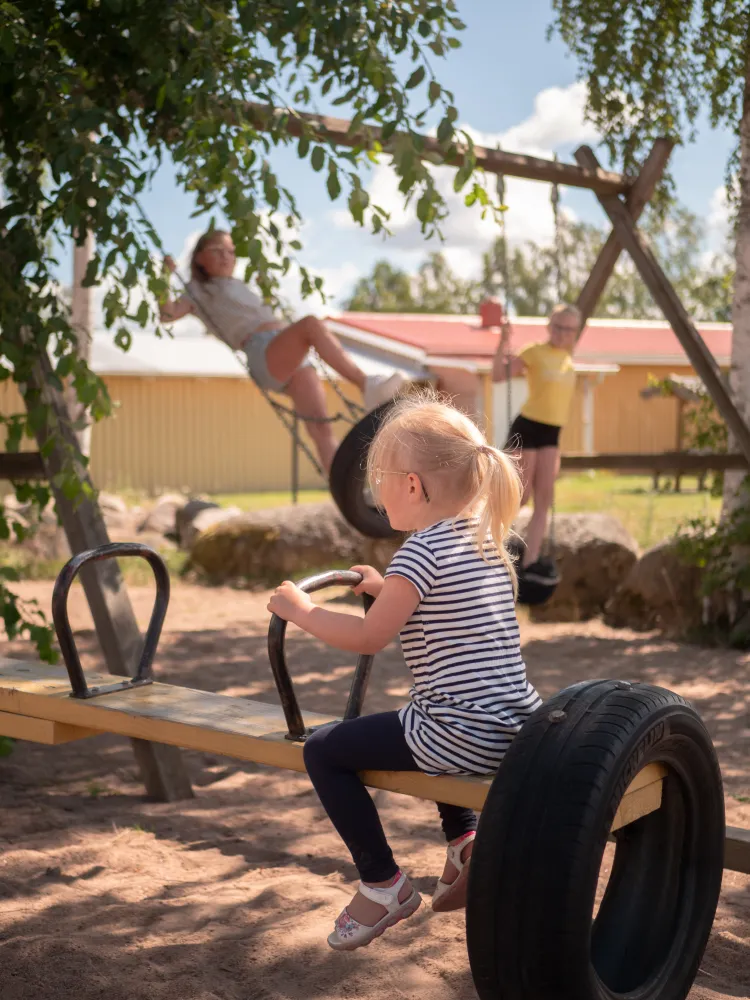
[[0, 656, 663, 830]]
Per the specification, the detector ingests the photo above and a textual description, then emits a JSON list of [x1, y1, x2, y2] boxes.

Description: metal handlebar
[[52, 542, 170, 699], [267, 570, 375, 740]]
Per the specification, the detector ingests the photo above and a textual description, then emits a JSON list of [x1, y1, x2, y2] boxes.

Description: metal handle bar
[[267, 570, 375, 740], [52, 542, 170, 699]]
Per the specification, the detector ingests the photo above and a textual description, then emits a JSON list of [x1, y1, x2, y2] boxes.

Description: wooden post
[[576, 144, 750, 465], [22, 347, 194, 802], [575, 139, 674, 331]]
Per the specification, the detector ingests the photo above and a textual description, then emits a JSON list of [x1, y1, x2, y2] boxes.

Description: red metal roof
[[331, 313, 732, 364]]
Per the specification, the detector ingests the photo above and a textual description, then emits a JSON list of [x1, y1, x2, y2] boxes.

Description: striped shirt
[[385, 518, 542, 776]]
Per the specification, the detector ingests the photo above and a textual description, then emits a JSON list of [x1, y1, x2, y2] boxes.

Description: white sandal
[[327, 872, 421, 951], [432, 831, 475, 912]]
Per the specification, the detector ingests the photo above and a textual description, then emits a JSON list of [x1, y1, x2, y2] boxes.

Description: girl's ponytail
[[471, 445, 522, 591]]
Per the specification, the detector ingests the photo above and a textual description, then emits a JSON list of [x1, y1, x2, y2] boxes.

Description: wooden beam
[[576, 144, 750, 465], [560, 452, 748, 473], [576, 139, 674, 331], [0, 710, 97, 745], [725, 826, 750, 875], [19, 346, 193, 802], [243, 103, 633, 194], [0, 452, 46, 480]]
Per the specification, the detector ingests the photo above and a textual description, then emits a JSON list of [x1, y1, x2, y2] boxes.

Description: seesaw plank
[[0, 657, 664, 819]]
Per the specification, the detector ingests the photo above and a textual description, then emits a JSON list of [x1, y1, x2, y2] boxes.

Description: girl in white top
[[160, 229, 404, 472], [268, 393, 541, 951]]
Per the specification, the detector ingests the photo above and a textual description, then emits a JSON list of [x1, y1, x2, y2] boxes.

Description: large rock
[[181, 506, 243, 551], [515, 511, 640, 622], [176, 498, 220, 548], [604, 540, 702, 633], [189, 501, 402, 583], [97, 492, 136, 533], [139, 492, 188, 538]]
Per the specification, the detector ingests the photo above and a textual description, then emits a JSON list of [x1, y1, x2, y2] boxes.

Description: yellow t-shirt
[[518, 342, 576, 428]]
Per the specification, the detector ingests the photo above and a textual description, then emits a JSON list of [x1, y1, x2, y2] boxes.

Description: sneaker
[[363, 373, 406, 412]]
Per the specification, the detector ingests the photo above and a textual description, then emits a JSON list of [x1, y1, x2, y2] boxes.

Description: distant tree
[[480, 207, 733, 321], [346, 260, 416, 312], [346, 252, 478, 313]]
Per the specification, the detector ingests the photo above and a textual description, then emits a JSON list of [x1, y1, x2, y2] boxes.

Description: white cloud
[[329, 81, 596, 279]]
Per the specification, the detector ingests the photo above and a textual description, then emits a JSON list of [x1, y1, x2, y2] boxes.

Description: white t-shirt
[[385, 517, 542, 776], [181, 277, 279, 350]]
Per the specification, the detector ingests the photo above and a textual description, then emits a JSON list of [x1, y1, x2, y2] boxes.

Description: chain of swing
[[496, 153, 564, 564]]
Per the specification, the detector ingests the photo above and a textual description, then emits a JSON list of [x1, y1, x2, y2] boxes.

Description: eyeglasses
[[373, 469, 430, 502]]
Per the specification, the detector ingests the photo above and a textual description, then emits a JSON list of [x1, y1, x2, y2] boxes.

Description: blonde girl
[[267, 393, 542, 951], [160, 229, 404, 473], [492, 303, 581, 569]]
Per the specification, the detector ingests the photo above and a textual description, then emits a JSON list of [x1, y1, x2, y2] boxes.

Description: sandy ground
[[1, 579, 749, 1000]]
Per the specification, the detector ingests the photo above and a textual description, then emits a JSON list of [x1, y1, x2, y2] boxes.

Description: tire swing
[[329, 400, 398, 539], [466, 679, 726, 1000], [497, 165, 561, 606]]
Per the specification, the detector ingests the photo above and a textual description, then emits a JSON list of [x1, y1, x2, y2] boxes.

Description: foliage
[[548, 1, 750, 191], [0, 0, 475, 653], [675, 480, 750, 598], [0, 736, 13, 758]]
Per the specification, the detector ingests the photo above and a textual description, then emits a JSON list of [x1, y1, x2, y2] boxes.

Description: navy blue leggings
[[302, 711, 477, 883]]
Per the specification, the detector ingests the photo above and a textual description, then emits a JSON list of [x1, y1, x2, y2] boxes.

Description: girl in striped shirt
[[267, 394, 541, 951]]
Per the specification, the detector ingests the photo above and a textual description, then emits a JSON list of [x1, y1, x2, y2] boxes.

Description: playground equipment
[[0, 542, 747, 999]]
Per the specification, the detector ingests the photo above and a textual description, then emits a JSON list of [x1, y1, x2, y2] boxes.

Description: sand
[[1, 579, 748, 1000]]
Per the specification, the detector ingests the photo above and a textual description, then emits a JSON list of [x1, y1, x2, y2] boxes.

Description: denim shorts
[[243, 328, 314, 393]]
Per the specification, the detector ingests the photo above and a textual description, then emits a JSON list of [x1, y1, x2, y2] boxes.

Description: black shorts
[[506, 414, 561, 450]]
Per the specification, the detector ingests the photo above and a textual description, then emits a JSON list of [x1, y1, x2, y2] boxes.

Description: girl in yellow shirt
[[492, 304, 581, 570]]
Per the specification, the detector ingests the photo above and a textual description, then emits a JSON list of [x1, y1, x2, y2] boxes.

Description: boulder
[[176, 498, 220, 548], [139, 492, 188, 538], [180, 505, 243, 551], [514, 511, 640, 622], [97, 492, 136, 533], [189, 501, 402, 583], [604, 540, 703, 633]]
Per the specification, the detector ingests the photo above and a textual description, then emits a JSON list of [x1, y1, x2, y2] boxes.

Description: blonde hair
[[367, 391, 523, 589], [549, 303, 582, 326], [190, 229, 232, 283]]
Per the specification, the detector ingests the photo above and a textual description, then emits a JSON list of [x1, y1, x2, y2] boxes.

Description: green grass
[[0, 542, 189, 586], [554, 473, 721, 550], [209, 489, 330, 510]]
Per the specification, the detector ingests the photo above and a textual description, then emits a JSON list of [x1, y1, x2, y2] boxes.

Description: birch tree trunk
[[66, 230, 94, 457]]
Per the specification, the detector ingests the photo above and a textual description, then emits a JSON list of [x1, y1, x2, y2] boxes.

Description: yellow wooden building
[[0, 315, 732, 496]]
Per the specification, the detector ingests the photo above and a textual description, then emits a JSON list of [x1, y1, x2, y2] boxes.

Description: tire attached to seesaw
[[466, 679, 725, 1000], [329, 402, 399, 539]]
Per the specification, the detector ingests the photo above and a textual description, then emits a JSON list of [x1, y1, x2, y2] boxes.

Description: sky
[[58, 0, 737, 331]]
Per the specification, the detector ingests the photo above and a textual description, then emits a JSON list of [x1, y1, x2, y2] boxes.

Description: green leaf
[[428, 81, 441, 103], [298, 135, 310, 159], [114, 327, 132, 351], [327, 164, 342, 201], [311, 146, 325, 172], [406, 67, 426, 90]]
